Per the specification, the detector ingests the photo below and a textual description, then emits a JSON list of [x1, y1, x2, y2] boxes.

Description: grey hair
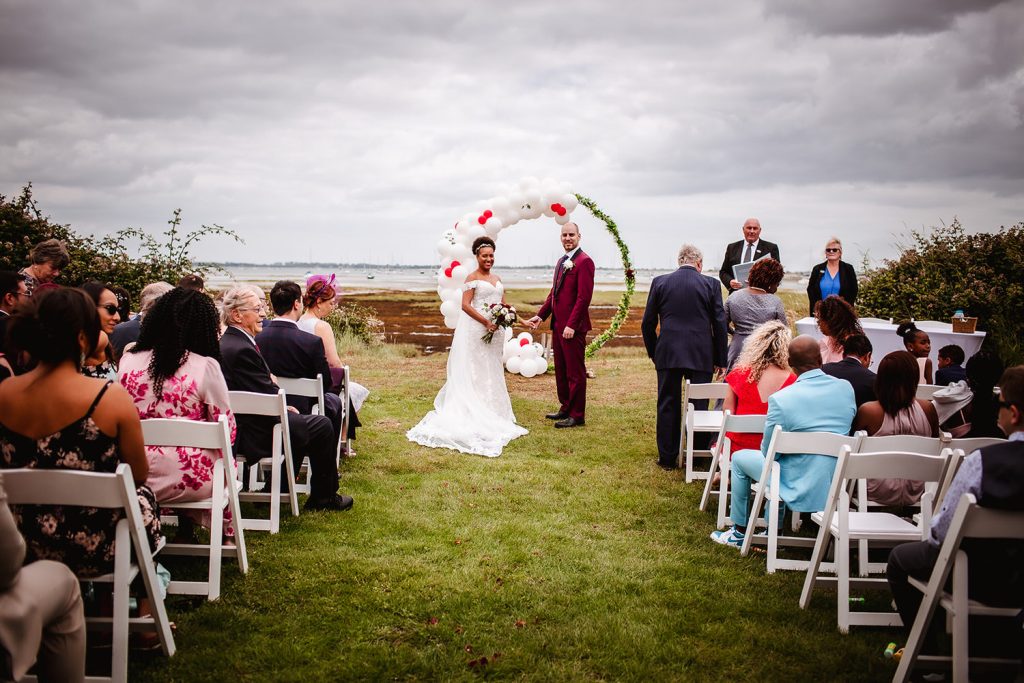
[[220, 284, 265, 326], [138, 282, 174, 316], [826, 236, 842, 249], [29, 238, 70, 268], [677, 244, 703, 266]]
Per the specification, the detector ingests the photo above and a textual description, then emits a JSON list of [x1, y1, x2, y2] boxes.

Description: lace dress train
[[407, 280, 527, 457]]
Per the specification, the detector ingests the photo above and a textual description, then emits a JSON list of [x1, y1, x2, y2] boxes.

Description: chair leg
[[716, 456, 730, 529], [209, 468, 224, 601], [226, 466, 249, 576], [767, 493, 780, 574], [112, 519, 131, 682], [698, 446, 718, 512], [837, 514, 850, 633], [269, 451, 281, 534], [952, 551, 969, 683]]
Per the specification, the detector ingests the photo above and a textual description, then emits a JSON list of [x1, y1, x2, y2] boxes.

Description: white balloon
[[506, 356, 522, 374], [519, 176, 539, 191], [524, 188, 542, 209], [542, 204, 556, 217], [563, 194, 579, 213], [467, 224, 487, 241], [507, 191, 526, 212], [555, 212, 570, 225], [442, 288, 461, 302], [520, 363, 537, 378], [444, 315, 458, 329], [484, 216, 503, 232], [491, 196, 510, 214], [437, 273, 450, 288], [517, 332, 533, 344], [532, 342, 544, 355], [440, 300, 459, 318], [520, 343, 537, 358], [451, 264, 469, 282], [533, 357, 549, 375]]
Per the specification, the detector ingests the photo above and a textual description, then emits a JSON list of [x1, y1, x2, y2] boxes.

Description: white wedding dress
[[407, 280, 528, 457]]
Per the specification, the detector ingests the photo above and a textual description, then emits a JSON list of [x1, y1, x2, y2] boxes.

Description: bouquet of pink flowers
[[482, 302, 517, 343]]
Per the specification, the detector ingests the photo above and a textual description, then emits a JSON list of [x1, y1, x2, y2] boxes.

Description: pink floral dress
[[118, 350, 237, 531]]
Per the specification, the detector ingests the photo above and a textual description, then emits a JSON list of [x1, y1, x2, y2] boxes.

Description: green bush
[[323, 301, 384, 347], [857, 218, 1024, 365], [0, 184, 241, 298]]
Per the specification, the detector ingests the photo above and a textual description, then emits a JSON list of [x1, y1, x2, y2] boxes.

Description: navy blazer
[[219, 325, 280, 460], [718, 239, 781, 290], [641, 266, 728, 372], [822, 356, 877, 407], [255, 319, 332, 415]]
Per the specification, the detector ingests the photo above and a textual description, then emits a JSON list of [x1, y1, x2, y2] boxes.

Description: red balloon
[[444, 267, 453, 278], [478, 215, 486, 225], [483, 210, 493, 219], [451, 260, 460, 268], [519, 338, 529, 347], [550, 203, 561, 212]]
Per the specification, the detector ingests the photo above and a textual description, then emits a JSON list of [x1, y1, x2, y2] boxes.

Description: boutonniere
[[562, 260, 575, 271]]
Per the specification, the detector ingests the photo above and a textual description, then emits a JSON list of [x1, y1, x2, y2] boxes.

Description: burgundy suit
[[537, 249, 595, 421]]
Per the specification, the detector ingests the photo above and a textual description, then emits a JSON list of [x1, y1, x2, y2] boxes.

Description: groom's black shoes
[[554, 417, 584, 428], [546, 411, 569, 420]]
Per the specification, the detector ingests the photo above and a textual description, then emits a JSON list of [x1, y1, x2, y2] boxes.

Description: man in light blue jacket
[[711, 335, 857, 547]]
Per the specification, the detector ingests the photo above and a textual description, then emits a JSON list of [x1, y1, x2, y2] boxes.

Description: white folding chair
[[276, 374, 337, 495], [916, 384, 943, 400], [924, 437, 1005, 523], [337, 365, 353, 458], [944, 436, 1006, 456], [680, 380, 729, 481], [3, 465, 176, 682], [229, 390, 300, 533], [799, 446, 946, 632], [141, 415, 248, 601], [740, 427, 862, 573], [894, 494, 1024, 683], [698, 412, 766, 530]]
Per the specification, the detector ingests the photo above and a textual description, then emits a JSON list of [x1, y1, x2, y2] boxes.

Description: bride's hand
[[486, 322, 498, 333]]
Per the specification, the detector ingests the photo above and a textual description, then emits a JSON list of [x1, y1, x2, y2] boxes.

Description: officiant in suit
[[643, 244, 729, 469], [526, 222, 595, 429], [718, 218, 781, 292], [218, 285, 353, 512]]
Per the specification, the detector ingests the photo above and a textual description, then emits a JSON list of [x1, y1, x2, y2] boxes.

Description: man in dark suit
[[109, 281, 173, 362], [526, 222, 595, 429], [718, 218, 781, 293], [642, 244, 729, 469], [822, 333, 876, 407], [255, 281, 343, 440], [0, 271, 28, 378], [218, 284, 352, 512]]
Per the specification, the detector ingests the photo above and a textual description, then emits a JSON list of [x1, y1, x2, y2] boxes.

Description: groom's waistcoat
[[538, 249, 595, 333]]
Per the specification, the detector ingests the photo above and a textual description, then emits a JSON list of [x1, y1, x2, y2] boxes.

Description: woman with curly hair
[[722, 320, 797, 453], [724, 257, 788, 369], [117, 287, 237, 535], [814, 294, 862, 364]]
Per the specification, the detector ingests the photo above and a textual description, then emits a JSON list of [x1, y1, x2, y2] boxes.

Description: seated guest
[[219, 285, 353, 512], [822, 333, 876, 407], [723, 321, 796, 453], [852, 351, 940, 506], [19, 239, 69, 296], [964, 349, 1005, 438], [177, 273, 205, 292], [301, 274, 369, 408], [887, 366, 1024, 657], [0, 272, 29, 376], [723, 258, 787, 369], [712, 335, 856, 547], [109, 285, 132, 324], [118, 287, 237, 537], [935, 343, 967, 386], [895, 321, 933, 384], [814, 295, 862, 364], [109, 281, 174, 362], [0, 288, 160, 577], [0, 473, 86, 683], [80, 281, 122, 379], [806, 237, 858, 316]]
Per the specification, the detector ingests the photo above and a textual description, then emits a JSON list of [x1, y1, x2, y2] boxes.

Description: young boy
[[935, 344, 967, 385]]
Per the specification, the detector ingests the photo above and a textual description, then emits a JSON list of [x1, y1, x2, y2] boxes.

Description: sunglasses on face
[[825, 248, 841, 253], [98, 304, 119, 315]]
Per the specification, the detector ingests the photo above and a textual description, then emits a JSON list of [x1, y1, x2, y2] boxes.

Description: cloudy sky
[[1, 0, 1022, 271]]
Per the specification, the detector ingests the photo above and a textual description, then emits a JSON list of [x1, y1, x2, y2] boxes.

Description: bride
[[407, 236, 528, 457]]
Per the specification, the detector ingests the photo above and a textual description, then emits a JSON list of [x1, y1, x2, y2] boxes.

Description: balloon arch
[[434, 178, 636, 376]]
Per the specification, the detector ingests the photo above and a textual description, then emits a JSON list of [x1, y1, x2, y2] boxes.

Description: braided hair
[[130, 287, 221, 399]]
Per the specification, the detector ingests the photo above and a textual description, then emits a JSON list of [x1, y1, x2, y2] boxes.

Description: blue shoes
[[710, 527, 744, 549]]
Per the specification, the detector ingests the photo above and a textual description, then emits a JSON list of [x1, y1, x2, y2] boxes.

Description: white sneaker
[[710, 527, 744, 549]]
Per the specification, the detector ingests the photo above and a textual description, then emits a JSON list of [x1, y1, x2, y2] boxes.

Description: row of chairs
[[683, 381, 1021, 680], [5, 370, 353, 682]]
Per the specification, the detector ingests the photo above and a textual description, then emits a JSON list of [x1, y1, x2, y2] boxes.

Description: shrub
[[857, 218, 1024, 365], [0, 184, 241, 297], [323, 301, 384, 346]]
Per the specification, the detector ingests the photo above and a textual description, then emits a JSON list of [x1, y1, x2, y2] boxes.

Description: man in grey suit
[[642, 244, 729, 469], [718, 218, 781, 292]]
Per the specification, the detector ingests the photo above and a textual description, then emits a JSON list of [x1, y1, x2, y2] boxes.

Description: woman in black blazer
[[807, 237, 858, 316]]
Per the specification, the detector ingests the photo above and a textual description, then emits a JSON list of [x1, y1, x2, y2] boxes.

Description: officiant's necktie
[[743, 242, 753, 263]]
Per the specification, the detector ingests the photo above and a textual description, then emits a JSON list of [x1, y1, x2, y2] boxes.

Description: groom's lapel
[[554, 250, 582, 297]]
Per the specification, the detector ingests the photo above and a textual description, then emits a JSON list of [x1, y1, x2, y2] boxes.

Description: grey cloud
[[766, 0, 1011, 37]]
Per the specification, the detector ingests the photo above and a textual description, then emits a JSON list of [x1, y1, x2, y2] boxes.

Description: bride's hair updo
[[472, 236, 496, 255]]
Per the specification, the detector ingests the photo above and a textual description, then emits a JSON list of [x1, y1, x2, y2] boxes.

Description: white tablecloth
[[794, 317, 986, 371]]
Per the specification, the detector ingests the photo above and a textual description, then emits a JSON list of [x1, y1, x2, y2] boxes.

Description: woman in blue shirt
[[807, 237, 858, 316]]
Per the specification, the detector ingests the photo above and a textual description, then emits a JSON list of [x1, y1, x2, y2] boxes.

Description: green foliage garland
[[575, 194, 635, 359]]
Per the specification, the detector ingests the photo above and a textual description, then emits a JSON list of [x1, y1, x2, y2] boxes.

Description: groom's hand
[[563, 326, 575, 339], [525, 315, 541, 330]]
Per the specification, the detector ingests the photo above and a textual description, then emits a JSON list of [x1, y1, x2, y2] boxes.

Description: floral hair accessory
[[306, 273, 336, 289]]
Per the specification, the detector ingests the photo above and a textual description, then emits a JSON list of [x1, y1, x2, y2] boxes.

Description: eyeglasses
[[98, 304, 120, 315], [825, 248, 841, 254]]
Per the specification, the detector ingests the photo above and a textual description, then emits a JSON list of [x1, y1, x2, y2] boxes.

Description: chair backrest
[[954, 494, 1024, 540], [858, 434, 946, 455], [721, 412, 767, 435], [275, 375, 326, 414], [141, 415, 233, 452], [228, 389, 288, 418], [840, 449, 947, 483], [915, 384, 942, 400], [685, 380, 730, 402], [766, 426, 861, 459], [2, 463, 135, 509], [945, 436, 1006, 455]]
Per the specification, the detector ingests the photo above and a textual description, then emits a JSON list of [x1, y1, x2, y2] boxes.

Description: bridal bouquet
[[482, 303, 517, 343]]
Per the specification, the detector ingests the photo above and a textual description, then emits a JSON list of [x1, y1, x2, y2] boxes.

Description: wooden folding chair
[[740, 427, 862, 573], [894, 494, 1024, 683], [141, 415, 248, 601], [698, 412, 766, 530], [3, 465, 176, 682], [229, 390, 300, 533], [680, 380, 729, 482], [799, 446, 946, 632]]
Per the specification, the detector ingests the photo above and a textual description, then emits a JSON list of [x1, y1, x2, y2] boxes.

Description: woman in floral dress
[[118, 287, 237, 536]]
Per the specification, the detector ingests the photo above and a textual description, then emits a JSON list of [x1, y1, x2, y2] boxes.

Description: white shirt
[[563, 246, 581, 261], [741, 240, 760, 262]]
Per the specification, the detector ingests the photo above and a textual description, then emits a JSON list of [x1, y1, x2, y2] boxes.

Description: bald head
[[788, 335, 822, 375]]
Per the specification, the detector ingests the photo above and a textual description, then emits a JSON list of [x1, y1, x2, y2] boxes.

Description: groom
[[527, 222, 595, 428]]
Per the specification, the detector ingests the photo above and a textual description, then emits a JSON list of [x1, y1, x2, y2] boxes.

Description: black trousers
[[655, 368, 712, 468], [287, 412, 339, 501]]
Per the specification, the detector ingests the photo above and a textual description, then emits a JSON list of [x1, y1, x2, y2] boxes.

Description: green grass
[[132, 335, 901, 682]]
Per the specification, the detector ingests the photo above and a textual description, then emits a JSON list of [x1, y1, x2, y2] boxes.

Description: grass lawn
[[132, 294, 902, 682]]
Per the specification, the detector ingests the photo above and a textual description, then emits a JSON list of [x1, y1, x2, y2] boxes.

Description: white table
[[794, 317, 986, 371]]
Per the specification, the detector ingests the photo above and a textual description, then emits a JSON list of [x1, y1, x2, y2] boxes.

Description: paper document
[[732, 253, 770, 287]]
